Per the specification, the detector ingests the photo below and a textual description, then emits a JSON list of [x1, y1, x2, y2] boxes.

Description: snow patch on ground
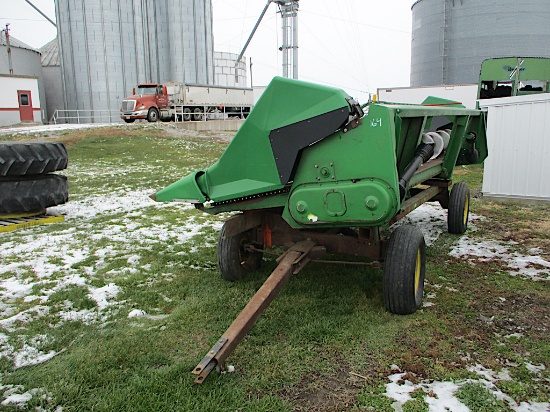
[[128, 309, 169, 321], [396, 203, 449, 247], [49, 189, 183, 220], [0, 187, 220, 372], [0, 384, 58, 409], [397, 202, 549, 282], [525, 363, 546, 375], [0, 123, 123, 135], [385, 364, 550, 412], [397, 202, 484, 247], [450, 237, 550, 280], [89, 284, 121, 311]]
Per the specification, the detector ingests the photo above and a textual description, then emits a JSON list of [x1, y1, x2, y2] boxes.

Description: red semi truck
[[120, 82, 254, 123]]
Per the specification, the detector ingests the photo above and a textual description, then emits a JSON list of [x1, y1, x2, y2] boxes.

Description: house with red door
[[0, 74, 41, 126]]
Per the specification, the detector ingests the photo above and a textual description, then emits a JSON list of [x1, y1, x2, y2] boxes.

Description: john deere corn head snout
[[152, 76, 487, 383]]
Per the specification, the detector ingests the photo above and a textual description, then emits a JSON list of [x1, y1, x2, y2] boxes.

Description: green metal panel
[[455, 114, 488, 167], [155, 78, 488, 231], [480, 57, 550, 81], [478, 57, 550, 97], [282, 104, 401, 228], [155, 77, 351, 203], [155, 170, 207, 203]]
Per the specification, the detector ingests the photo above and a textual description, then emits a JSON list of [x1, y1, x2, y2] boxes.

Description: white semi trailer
[[120, 82, 254, 123]]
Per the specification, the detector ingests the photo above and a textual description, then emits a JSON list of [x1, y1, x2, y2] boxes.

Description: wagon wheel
[[217, 224, 262, 281], [448, 182, 470, 234], [383, 225, 426, 315]]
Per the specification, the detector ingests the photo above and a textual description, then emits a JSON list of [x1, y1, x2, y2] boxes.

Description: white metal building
[[0, 75, 41, 126], [377, 84, 478, 109], [1, 32, 46, 123], [481, 94, 550, 202]]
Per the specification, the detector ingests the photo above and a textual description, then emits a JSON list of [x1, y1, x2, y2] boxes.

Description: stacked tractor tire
[[0, 142, 68, 215]]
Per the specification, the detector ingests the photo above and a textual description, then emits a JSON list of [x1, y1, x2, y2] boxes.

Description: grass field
[[0, 124, 549, 411]]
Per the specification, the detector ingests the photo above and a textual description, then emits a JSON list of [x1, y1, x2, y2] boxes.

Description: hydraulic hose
[[398, 143, 435, 200]]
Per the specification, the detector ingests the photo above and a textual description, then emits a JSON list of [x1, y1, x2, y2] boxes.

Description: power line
[[0, 17, 52, 23]]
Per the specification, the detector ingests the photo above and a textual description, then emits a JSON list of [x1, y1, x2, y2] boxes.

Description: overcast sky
[[1, 0, 417, 103]]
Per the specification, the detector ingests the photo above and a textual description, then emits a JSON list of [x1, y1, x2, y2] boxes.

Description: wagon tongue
[[191, 240, 326, 384]]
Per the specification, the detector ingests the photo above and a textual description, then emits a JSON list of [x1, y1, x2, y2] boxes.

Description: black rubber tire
[[0, 142, 68, 177], [448, 182, 470, 234], [217, 224, 262, 281], [147, 108, 159, 122], [124, 119, 135, 123], [0, 175, 68, 214], [383, 225, 426, 315], [183, 108, 192, 121], [192, 108, 203, 121]]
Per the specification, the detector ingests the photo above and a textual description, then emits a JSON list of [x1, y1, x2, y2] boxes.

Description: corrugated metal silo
[[56, 0, 214, 122], [39, 38, 63, 122], [166, 0, 214, 85], [411, 0, 550, 87]]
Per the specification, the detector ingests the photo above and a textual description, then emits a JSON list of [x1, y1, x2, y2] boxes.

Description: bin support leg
[[192, 240, 325, 384]]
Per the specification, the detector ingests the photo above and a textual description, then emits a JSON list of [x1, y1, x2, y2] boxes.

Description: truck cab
[[120, 83, 169, 123]]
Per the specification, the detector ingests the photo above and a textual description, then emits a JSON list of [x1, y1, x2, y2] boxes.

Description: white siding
[[0, 76, 41, 126], [481, 94, 550, 201]]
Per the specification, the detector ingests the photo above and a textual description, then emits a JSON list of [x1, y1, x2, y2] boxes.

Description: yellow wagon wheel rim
[[463, 196, 469, 225], [414, 248, 421, 295]]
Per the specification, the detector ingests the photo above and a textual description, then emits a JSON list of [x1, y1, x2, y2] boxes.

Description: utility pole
[[234, 0, 300, 85], [3, 24, 14, 75], [276, 1, 299, 79]]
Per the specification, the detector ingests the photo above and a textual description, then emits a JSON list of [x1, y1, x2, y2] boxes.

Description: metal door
[[18, 90, 34, 122]]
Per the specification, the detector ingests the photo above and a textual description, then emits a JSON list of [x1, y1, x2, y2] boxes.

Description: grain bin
[[56, 0, 214, 123], [214, 52, 248, 88], [411, 0, 550, 87]]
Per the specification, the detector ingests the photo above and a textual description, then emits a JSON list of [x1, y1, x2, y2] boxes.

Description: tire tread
[[0, 142, 68, 177], [448, 182, 470, 234], [0, 175, 68, 214], [383, 225, 426, 315]]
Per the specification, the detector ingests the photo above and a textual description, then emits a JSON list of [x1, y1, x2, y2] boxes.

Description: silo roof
[[39, 38, 60, 66], [0, 31, 38, 52], [411, 0, 425, 10]]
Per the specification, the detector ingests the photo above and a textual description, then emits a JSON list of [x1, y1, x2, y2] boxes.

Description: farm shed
[[0, 75, 41, 126], [481, 93, 550, 202]]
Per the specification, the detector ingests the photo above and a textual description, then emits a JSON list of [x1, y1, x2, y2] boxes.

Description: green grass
[[0, 125, 548, 411], [456, 383, 509, 411]]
